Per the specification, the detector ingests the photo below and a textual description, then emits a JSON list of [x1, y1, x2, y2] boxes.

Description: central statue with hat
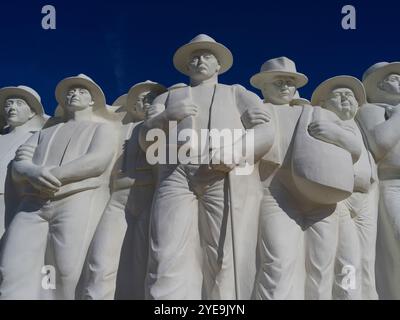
[[0, 74, 118, 299], [142, 34, 275, 299]]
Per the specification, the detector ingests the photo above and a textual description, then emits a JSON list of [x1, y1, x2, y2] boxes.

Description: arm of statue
[[308, 120, 361, 163], [211, 86, 276, 172], [50, 123, 117, 184], [236, 86, 275, 162], [12, 133, 62, 194], [357, 103, 400, 161]]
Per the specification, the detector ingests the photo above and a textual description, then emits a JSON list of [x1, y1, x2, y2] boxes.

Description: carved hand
[[165, 101, 198, 121], [241, 106, 271, 128], [210, 145, 245, 173], [308, 120, 341, 144], [15, 144, 36, 161], [26, 166, 62, 194], [145, 103, 165, 120]]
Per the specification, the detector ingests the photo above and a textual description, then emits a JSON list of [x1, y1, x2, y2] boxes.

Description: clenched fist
[[241, 106, 271, 128]]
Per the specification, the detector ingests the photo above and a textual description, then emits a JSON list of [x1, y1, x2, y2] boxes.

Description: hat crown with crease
[[361, 61, 400, 101], [55, 73, 106, 108], [311, 75, 366, 107], [250, 56, 308, 90], [173, 33, 233, 76], [362, 62, 391, 82], [260, 57, 298, 74], [126, 80, 167, 111]]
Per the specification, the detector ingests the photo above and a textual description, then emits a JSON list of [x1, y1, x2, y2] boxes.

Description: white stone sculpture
[[356, 62, 400, 300], [311, 76, 379, 300], [142, 34, 275, 300], [0, 86, 48, 239], [81, 81, 166, 300], [249, 57, 360, 300], [0, 74, 117, 299]]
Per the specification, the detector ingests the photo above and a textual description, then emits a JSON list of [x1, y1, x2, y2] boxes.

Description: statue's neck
[[8, 116, 36, 133], [190, 74, 218, 87], [66, 108, 94, 122], [264, 99, 290, 107]]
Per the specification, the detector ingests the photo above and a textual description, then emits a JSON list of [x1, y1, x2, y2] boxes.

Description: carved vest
[[22, 121, 111, 198], [165, 84, 244, 162]]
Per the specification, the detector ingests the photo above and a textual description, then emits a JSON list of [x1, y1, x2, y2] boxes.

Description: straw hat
[[362, 62, 400, 100], [0, 85, 45, 119], [55, 74, 106, 111], [126, 80, 167, 111], [311, 75, 366, 106], [173, 34, 233, 76], [250, 57, 308, 90]]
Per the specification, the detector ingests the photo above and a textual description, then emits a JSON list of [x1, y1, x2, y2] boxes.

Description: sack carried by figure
[[291, 105, 354, 205]]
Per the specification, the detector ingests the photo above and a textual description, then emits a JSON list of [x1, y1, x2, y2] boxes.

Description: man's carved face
[[187, 49, 221, 81], [261, 76, 296, 104], [65, 87, 94, 110], [4, 98, 35, 127], [323, 87, 359, 120], [133, 90, 157, 116], [379, 73, 400, 95]]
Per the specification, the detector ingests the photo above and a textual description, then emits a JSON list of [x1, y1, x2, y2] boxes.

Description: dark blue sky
[[0, 0, 398, 115]]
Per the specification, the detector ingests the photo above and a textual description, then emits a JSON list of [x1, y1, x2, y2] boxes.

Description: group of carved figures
[[0, 34, 400, 300]]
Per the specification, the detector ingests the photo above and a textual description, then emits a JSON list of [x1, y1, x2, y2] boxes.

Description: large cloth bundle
[[291, 106, 354, 205]]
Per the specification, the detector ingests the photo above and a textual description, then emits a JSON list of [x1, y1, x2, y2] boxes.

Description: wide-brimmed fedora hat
[[311, 75, 366, 106], [362, 62, 400, 100], [250, 57, 308, 90], [126, 80, 167, 111], [55, 73, 106, 111], [173, 34, 233, 76], [0, 85, 45, 119]]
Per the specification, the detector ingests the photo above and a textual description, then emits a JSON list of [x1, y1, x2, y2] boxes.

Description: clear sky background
[[0, 0, 398, 115]]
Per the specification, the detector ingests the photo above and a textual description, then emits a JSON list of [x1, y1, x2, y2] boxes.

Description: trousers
[[0, 188, 108, 299], [82, 184, 154, 300], [253, 180, 338, 300], [146, 164, 235, 300]]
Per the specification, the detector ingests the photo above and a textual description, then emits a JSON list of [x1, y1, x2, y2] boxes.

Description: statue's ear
[[89, 100, 95, 107], [377, 80, 385, 91]]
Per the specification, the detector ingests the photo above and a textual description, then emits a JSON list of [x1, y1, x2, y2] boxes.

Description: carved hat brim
[[0, 86, 45, 119], [173, 41, 233, 76], [55, 75, 107, 112], [250, 71, 308, 90], [126, 82, 167, 112], [363, 62, 400, 100], [311, 76, 367, 106]]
